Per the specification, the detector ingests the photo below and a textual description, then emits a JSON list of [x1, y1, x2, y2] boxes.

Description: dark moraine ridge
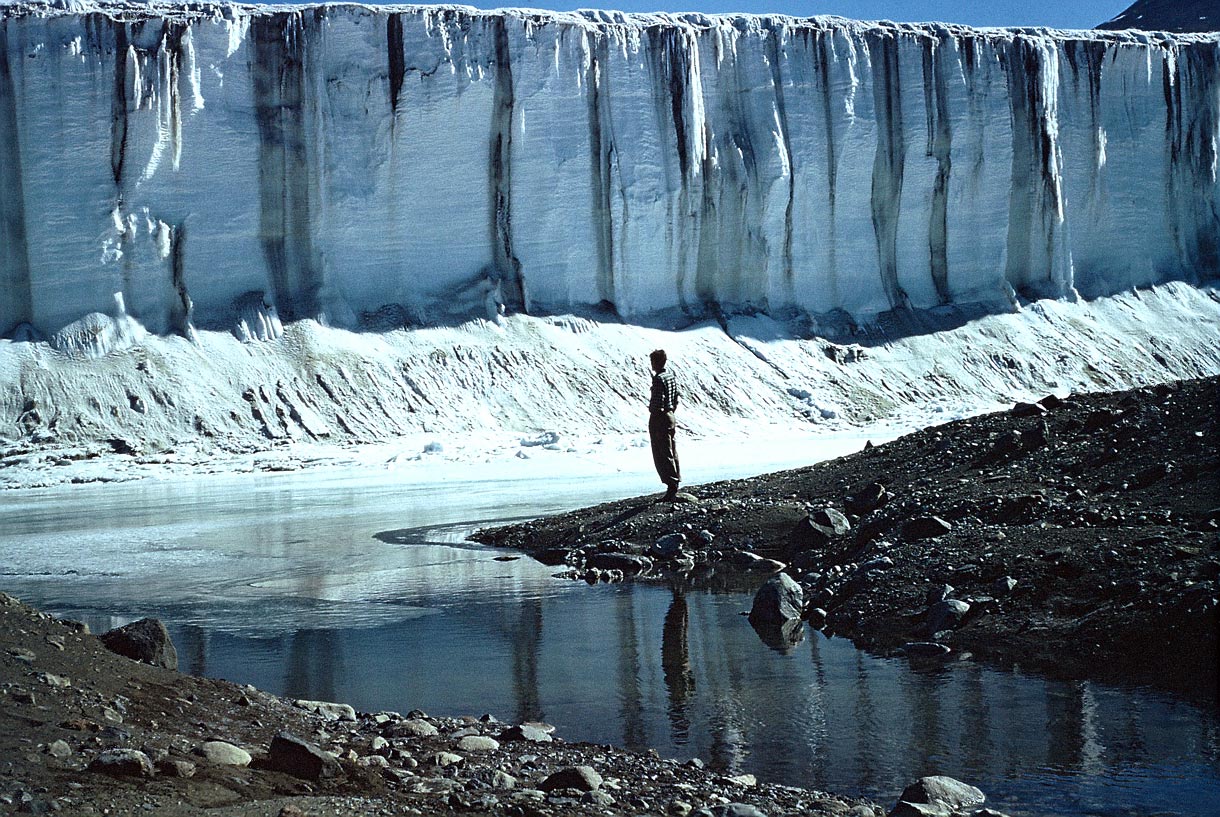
[[474, 376, 1220, 703], [1099, 0, 1218, 33]]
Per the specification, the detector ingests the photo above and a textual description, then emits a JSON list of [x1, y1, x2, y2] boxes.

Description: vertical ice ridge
[[1165, 40, 1220, 277], [926, 35, 953, 304], [868, 31, 908, 310], [0, 20, 31, 334], [765, 20, 796, 294], [585, 31, 617, 309], [812, 28, 840, 302], [0, 6, 1217, 338], [251, 11, 324, 322], [490, 15, 526, 313], [1002, 36, 1071, 300]]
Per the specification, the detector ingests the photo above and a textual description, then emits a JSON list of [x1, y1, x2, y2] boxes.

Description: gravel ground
[[475, 377, 1219, 702]]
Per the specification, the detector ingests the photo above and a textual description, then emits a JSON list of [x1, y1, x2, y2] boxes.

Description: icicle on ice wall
[[0, 4, 1217, 338]]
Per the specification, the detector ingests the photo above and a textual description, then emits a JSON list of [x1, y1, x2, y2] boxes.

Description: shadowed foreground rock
[[99, 617, 177, 669]]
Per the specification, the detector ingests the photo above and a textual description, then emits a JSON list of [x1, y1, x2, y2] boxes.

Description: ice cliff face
[[0, 2, 1218, 339]]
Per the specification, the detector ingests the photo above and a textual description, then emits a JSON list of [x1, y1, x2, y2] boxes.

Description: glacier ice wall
[[0, 2, 1217, 337]]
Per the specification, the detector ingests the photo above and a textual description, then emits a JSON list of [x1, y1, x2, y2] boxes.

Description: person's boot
[[662, 484, 679, 502]]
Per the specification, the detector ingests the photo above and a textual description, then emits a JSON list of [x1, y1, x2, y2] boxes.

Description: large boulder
[[926, 600, 971, 635], [100, 618, 178, 670], [540, 765, 602, 792], [748, 574, 804, 625], [586, 552, 653, 575], [902, 516, 953, 541], [890, 776, 985, 817], [789, 508, 850, 549], [265, 732, 342, 780], [88, 749, 155, 778]]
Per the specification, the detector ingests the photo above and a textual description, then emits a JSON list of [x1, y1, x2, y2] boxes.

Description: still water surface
[[1, 466, 1216, 817]]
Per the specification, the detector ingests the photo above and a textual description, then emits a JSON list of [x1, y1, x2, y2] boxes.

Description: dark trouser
[[649, 411, 680, 490]]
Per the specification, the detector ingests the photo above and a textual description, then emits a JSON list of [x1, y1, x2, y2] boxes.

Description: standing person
[[648, 349, 681, 501]]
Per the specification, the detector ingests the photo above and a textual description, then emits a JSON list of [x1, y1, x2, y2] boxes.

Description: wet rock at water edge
[[925, 600, 970, 635], [265, 732, 341, 780], [751, 617, 805, 654], [99, 618, 178, 669], [540, 765, 602, 792], [748, 573, 804, 625], [88, 748, 155, 778], [890, 775, 985, 817], [586, 552, 653, 574]]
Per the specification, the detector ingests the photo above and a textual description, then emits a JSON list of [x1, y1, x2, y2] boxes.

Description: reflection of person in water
[[661, 588, 696, 741]]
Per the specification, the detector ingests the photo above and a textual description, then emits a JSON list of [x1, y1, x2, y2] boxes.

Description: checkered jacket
[[649, 368, 679, 413]]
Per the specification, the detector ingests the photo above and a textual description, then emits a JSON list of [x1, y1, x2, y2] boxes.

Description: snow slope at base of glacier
[[0, 3, 1217, 338], [1, 281, 1217, 490]]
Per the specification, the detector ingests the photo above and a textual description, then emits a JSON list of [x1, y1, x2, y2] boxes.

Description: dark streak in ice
[[387, 14, 404, 111], [0, 21, 31, 335], [251, 12, 324, 321], [169, 222, 194, 337], [1001, 37, 1064, 298], [925, 36, 952, 305], [868, 33, 908, 310], [490, 16, 525, 312], [110, 20, 129, 192], [1165, 42, 1220, 277], [766, 22, 796, 290], [587, 34, 617, 309]]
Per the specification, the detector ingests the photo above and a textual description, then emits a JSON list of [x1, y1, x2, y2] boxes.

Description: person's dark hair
[[650, 349, 667, 370]]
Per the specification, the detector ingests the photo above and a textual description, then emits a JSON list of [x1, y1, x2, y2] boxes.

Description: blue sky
[[459, 1, 1134, 29]]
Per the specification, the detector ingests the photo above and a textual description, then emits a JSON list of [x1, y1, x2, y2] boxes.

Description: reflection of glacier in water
[[1, 469, 1217, 817]]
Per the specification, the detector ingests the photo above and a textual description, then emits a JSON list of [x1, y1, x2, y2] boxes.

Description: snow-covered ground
[[3, 280, 1218, 490]]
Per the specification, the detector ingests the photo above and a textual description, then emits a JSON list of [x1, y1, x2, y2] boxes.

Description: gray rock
[[582, 790, 616, 806], [457, 735, 500, 752], [88, 748, 154, 778], [492, 770, 517, 790], [903, 517, 953, 541], [100, 618, 178, 670], [294, 699, 357, 722], [265, 732, 341, 780], [500, 723, 553, 743], [847, 483, 890, 515], [389, 719, 439, 738], [197, 740, 251, 767], [751, 618, 805, 654], [890, 775, 986, 817], [926, 584, 955, 606], [431, 751, 465, 767], [991, 576, 1017, 595], [694, 805, 769, 817], [652, 533, 688, 558], [901, 642, 952, 658], [586, 552, 653, 574], [926, 600, 971, 634], [47, 740, 71, 759], [814, 507, 852, 534], [540, 765, 602, 792], [748, 573, 805, 625], [156, 759, 197, 778]]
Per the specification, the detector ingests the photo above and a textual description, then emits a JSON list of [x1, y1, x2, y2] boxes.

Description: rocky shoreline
[[0, 592, 1008, 817], [475, 377, 1219, 702]]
